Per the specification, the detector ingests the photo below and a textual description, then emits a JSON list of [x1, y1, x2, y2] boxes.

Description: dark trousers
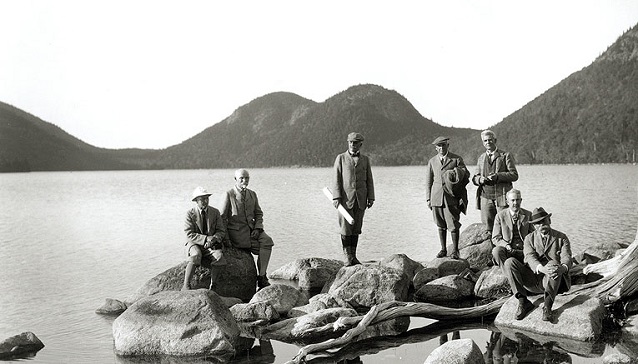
[[502, 258, 561, 301]]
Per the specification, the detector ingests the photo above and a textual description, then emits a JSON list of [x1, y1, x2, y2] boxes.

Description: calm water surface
[[0, 165, 636, 363]]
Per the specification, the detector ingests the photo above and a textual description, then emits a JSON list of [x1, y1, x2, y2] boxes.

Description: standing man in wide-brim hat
[[331, 132, 375, 266], [503, 207, 572, 323], [425, 136, 469, 259]]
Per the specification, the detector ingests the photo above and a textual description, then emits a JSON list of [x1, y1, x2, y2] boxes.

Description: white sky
[[1, 1, 637, 149]]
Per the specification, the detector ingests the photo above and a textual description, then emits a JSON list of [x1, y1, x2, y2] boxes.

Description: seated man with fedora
[[502, 207, 572, 322]]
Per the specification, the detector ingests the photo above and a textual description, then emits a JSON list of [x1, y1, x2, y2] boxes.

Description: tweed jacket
[[523, 228, 573, 291], [425, 152, 468, 208], [184, 205, 225, 249], [472, 150, 518, 208], [492, 208, 534, 250], [219, 186, 264, 249], [332, 151, 375, 210]]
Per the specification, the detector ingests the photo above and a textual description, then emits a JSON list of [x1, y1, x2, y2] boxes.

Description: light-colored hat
[[347, 132, 365, 142], [431, 136, 450, 145], [529, 207, 552, 224], [191, 186, 212, 201]]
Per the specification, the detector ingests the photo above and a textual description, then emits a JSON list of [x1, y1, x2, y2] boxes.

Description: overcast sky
[[1, 1, 637, 149]]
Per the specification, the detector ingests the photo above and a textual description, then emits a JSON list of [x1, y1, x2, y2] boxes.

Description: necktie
[[201, 209, 208, 235]]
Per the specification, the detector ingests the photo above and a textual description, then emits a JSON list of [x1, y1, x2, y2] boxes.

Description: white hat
[[191, 186, 212, 201]]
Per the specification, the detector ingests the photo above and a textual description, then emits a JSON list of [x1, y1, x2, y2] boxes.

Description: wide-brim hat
[[191, 186, 212, 201], [431, 136, 450, 145], [529, 207, 552, 224], [347, 132, 364, 142]]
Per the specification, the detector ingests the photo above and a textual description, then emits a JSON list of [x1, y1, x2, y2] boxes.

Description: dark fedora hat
[[529, 207, 552, 224]]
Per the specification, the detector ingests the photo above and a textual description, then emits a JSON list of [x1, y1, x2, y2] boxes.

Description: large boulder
[[576, 241, 626, 264], [249, 284, 308, 316], [288, 293, 348, 317], [230, 302, 280, 323], [324, 265, 409, 310], [130, 247, 257, 303], [0, 332, 45, 360], [425, 338, 485, 364], [414, 275, 475, 303], [474, 266, 511, 299], [113, 289, 239, 358], [458, 223, 491, 249], [413, 267, 440, 292], [459, 239, 494, 270], [427, 257, 470, 277], [379, 254, 424, 284], [269, 257, 343, 289], [494, 294, 606, 341]]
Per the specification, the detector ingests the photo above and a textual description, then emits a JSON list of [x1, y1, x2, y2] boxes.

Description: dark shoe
[[542, 307, 554, 322], [257, 275, 270, 289], [450, 250, 460, 259], [436, 249, 447, 258], [516, 298, 535, 320]]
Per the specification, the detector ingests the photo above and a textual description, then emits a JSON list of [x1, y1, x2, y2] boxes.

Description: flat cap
[[347, 132, 365, 142], [431, 136, 449, 145]]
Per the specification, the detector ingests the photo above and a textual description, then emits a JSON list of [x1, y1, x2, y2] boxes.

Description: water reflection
[[485, 332, 575, 364]]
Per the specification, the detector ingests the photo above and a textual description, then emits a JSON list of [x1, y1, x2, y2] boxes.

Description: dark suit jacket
[[184, 206, 225, 249], [524, 228, 573, 291], [472, 150, 518, 208], [332, 151, 375, 210], [425, 152, 468, 208], [492, 208, 534, 251], [219, 187, 264, 249]]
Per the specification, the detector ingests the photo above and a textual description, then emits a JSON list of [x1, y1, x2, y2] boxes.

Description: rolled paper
[[322, 187, 355, 225]]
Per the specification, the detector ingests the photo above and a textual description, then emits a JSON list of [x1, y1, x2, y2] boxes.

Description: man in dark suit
[[472, 130, 519, 234], [331, 132, 375, 266], [425, 136, 469, 259], [183, 186, 226, 291], [492, 189, 534, 267], [503, 207, 572, 322], [220, 169, 274, 289]]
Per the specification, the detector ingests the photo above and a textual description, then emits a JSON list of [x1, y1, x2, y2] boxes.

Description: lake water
[[0, 165, 637, 363]]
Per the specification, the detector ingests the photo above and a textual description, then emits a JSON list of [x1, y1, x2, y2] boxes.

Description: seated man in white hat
[[182, 186, 226, 291], [502, 207, 572, 323]]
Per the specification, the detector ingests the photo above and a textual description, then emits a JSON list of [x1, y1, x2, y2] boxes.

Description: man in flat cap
[[472, 130, 519, 235], [183, 186, 226, 291], [425, 136, 469, 259], [503, 207, 572, 323], [331, 132, 375, 266]]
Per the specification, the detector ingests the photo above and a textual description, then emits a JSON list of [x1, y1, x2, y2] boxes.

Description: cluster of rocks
[[97, 222, 632, 361]]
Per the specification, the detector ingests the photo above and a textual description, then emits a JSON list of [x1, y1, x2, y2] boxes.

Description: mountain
[[489, 24, 638, 164]]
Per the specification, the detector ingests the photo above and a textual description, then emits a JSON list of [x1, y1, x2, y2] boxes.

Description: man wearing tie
[[425, 136, 469, 259], [502, 207, 572, 323], [220, 169, 274, 289], [492, 189, 534, 267], [182, 187, 226, 291], [472, 130, 519, 234]]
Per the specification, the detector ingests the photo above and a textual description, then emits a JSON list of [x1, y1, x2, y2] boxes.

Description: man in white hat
[[331, 132, 375, 266], [182, 186, 226, 291], [502, 207, 572, 322]]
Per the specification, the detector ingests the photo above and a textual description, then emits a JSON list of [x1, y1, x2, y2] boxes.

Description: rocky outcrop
[[230, 302, 280, 323], [0, 332, 44, 360], [494, 294, 606, 341], [379, 254, 424, 284], [424, 338, 485, 364], [473, 266, 511, 299], [458, 223, 491, 249], [269, 257, 343, 289], [414, 275, 475, 303], [459, 239, 493, 270], [249, 284, 308, 316], [426, 257, 470, 277], [113, 289, 239, 358]]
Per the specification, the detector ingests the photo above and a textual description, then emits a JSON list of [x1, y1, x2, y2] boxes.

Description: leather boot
[[543, 293, 554, 322], [341, 235, 352, 265], [436, 229, 447, 258], [450, 231, 460, 259], [209, 266, 220, 291], [349, 235, 361, 266]]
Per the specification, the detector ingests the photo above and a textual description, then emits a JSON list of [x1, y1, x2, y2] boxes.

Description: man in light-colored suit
[[503, 207, 572, 323], [472, 130, 519, 234], [331, 132, 375, 266], [183, 186, 226, 291], [425, 136, 469, 259], [492, 189, 534, 267], [220, 169, 274, 289]]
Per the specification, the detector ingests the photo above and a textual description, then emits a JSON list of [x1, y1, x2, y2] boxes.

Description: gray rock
[[603, 352, 636, 364], [459, 223, 491, 249], [113, 289, 239, 358], [262, 307, 358, 342], [494, 294, 606, 341], [577, 241, 625, 264], [325, 264, 409, 310], [269, 257, 343, 289], [95, 298, 127, 315], [129, 247, 257, 303], [288, 293, 347, 317], [474, 266, 511, 299], [427, 257, 470, 277], [414, 275, 475, 303], [230, 302, 280, 323], [413, 267, 440, 291], [459, 239, 493, 270], [0, 332, 45, 360], [425, 338, 485, 364], [379, 253, 424, 284], [249, 284, 308, 316]]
